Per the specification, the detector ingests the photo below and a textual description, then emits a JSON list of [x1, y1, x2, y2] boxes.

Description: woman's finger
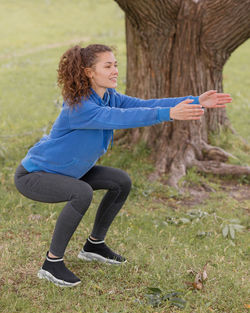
[[217, 98, 232, 104], [184, 112, 203, 119], [216, 93, 231, 97], [217, 95, 232, 99], [206, 90, 217, 95], [214, 104, 226, 108], [185, 104, 202, 109], [207, 104, 226, 108], [180, 99, 194, 105], [187, 109, 204, 114], [188, 113, 204, 117], [187, 116, 202, 120], [188, 109, 204, 113]]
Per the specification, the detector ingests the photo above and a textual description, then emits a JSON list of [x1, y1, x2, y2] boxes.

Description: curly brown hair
[[57, 44, 113, 107]]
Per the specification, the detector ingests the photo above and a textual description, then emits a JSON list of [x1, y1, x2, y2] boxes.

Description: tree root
[[200, 141, 237, 162], [115, 130, 249, 189], [152, 142, 249, 189], [191, 159, 250, 176]]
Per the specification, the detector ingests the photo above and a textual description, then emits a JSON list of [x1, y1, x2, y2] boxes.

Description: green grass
[[0, 1, 249, 312]]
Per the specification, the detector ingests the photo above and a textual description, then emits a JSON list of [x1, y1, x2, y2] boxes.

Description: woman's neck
[[91, 86, 107, 99]]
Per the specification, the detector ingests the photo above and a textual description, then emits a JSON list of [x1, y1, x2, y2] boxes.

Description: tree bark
[[114, 0, 250, 188]]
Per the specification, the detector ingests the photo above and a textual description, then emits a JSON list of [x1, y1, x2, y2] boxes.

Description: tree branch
[[114, 0, 180, 32], [203, 0, 250, 61]]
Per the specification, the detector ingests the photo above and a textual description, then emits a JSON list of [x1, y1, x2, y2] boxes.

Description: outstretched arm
[[117, 90, 232, 110], [117, 92, 200, 109], [67, 98, 204, 130]]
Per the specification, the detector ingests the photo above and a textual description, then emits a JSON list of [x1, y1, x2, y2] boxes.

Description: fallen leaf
[[195, 272, 202, 285], [184, 281, 203, 290], [194, 282, 203, 290], [202, 263, 208, 281], [28, 214, 42, 221], [244, 304, 250, 309], [146, 287, 162, 294], [229, 225, 235, 239], [179, 218, 190, 224], [222, 225, 229, 237], [185, 262, 208, 290], [145, 288, 186, 308]]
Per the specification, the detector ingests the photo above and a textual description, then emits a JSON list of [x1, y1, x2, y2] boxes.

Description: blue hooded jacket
[[21, 88, 199, 178]]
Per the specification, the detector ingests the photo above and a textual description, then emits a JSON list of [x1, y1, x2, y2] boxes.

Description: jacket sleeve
[[67, 100, 171, 130], [116, 92, 200, 109]]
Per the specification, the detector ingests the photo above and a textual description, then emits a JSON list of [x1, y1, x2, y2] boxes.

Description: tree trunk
[[114, 0, 250, 188]]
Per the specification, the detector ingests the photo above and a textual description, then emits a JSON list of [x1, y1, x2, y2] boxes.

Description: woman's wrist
[[169, 108, 174, 120]]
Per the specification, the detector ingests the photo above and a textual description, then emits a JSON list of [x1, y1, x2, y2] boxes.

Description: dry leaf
[[184, 281, 203, 290], [244, 304, 250, 309], [195, 272, 202, 284], [202, 263, 208, 281], [185, 262, 208, 290], [193, 282, 203, 290], [28, 214, 42, 221]]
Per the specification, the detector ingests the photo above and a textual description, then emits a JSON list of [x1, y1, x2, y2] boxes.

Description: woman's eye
[[105, 64, 118, 69]]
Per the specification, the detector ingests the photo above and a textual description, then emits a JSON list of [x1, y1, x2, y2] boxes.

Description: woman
[[14, 44, 232, 287]]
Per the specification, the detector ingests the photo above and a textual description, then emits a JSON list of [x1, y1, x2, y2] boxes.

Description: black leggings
[[14, 164, 131, 257]]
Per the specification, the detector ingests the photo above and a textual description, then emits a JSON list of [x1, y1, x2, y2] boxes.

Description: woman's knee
[[115, 170, 132, 200], [121, 171, 132, 192], [71, 182, 93, 214]]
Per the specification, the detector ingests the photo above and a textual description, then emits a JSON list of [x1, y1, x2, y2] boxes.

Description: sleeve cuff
[[157, 108, 173, 122], [189, 96, 200, 104]]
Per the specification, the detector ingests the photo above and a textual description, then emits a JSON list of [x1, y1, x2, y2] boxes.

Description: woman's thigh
[[14, 164, 91, 204], [80, 165, 132, 192]]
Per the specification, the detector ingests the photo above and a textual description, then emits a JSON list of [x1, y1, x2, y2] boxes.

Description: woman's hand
[[199, 90, 232, 108], [170, 99, 204, 120]]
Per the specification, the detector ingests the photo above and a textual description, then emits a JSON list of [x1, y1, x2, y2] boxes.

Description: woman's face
[[87, 51, 118, 96]]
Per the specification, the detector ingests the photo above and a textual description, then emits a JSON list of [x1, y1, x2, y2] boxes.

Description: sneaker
[[37, 252, 81, 287], [78, 237, 127, 265]]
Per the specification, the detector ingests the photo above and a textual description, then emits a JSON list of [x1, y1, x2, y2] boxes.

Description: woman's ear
[[84, 68, 93, 79]]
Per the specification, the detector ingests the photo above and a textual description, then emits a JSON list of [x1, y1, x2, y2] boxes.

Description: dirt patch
[[171, 181, 250, 209], [220, 181, 250, 201], [181, 189, 210, 206], [178, 184, 212, 207]]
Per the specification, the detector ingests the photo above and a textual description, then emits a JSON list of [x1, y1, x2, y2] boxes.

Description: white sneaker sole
[[37, 269, 81, 287], [77, 250, 127, 265]]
